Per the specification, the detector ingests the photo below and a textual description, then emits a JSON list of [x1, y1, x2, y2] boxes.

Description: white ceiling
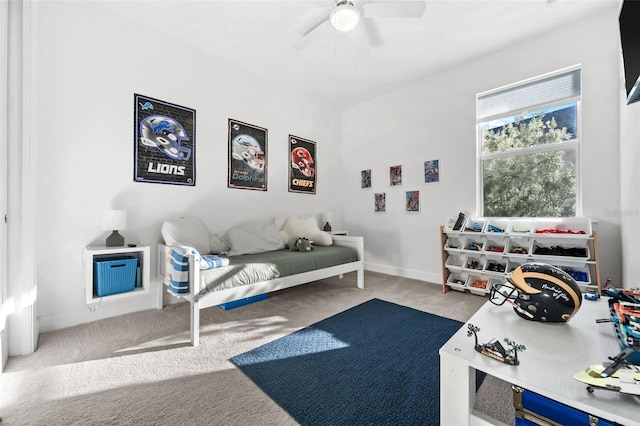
[[103, 0, 622, 109]]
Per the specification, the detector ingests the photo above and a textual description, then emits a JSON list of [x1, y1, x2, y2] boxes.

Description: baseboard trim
[[364, 263, 441, 286]]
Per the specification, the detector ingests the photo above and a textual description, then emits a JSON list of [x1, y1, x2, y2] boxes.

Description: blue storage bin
[[514, 388, 621, 426], [94, 256, 138, 297], [218, 294, 268, 310]]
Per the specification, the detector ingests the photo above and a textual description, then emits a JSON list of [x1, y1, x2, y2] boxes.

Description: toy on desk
[[488, 263, 582, 323], [467, 323, 526, 366], [573, 348, 640, 395], [600, 279, 640, 365], [584, 289, 600, 301]]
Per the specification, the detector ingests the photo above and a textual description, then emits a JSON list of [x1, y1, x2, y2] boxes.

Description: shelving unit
[[83, 245, 151, 305], [440, 217, 600, 296]]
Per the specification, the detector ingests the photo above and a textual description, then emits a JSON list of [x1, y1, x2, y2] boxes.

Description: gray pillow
[[224, 218, 285, 256]]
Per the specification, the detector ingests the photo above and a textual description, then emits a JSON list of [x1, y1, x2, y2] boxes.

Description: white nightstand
[[83, 245, 151, 306], [330, 230, 348, 236]]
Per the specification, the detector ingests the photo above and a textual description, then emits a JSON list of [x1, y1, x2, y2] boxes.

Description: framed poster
[[361, 169, 372, 188], [406, 190, 420, 212], [375, 193, 386, 213], [424, 159, 440, 183], [390, 165, 402, 186], [289, 135, 316, 194], [228, 119, 268, 191], [134, 94, 195, 186]]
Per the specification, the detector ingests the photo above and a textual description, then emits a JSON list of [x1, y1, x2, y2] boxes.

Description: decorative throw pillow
[[209, 233, 230, 254], [281, 217, 333, 246], [161, 216, 210, 255], [223, 218, 285, 256]]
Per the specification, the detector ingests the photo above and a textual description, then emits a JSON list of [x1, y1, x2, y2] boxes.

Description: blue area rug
[[231, 298, 484, 425]]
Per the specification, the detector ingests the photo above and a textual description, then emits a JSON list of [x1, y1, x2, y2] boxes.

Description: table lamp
[[323, 211, 333, 232], [102, 210, 127, 247]]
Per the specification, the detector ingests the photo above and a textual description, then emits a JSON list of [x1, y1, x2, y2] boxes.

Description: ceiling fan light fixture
[[330, 1, 361, 32]]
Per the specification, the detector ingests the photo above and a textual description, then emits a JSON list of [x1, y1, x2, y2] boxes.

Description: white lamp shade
[[330, 2, 361, 32], [323, 211, 334, 224], [102, 210, 127, 231]]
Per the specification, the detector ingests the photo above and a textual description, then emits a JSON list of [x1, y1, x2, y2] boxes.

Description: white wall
[[341, 8, 625, 286], [19, 1, 636, 340], [31, 1, 345, 332]]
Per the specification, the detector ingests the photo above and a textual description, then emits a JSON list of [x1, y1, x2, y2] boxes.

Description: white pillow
[[281, 217, 333, 246], [209, 233, 230, 254], [224, 218, 285, 256], [161, 216, 210, 255]]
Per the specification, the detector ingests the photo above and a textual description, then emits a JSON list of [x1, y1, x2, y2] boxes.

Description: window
[[477, 68, 581, 217]]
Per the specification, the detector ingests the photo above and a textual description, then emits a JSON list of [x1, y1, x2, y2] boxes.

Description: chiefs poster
[[288, 135, 316, 194]]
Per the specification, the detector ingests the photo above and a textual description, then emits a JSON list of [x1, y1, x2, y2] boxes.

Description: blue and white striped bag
[[166, 246, 192, 295], [166, 245, 231, 295]]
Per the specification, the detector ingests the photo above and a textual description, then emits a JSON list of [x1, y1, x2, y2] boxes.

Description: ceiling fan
[[294, 0, 427, 51]]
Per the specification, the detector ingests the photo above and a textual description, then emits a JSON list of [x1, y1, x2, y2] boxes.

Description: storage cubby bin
[[484, 218, 510, 234], [483, 238, 506, 256], [484, 259, 508, 274], [445, 254, 464, 271], [533, 217, 591, 237], [443, 217, 462, 234], [505, 238, 531, 256], [466, 274, 490, 296], [556, 264, 591, 285], [444, 236, 464, 253], [446, 272, 468, 292], [463, 218, 486, 233], [531, 239, 590, 259], [464, 256, 485, 271], [508, 218, 534, 235], [464, 238, 484, 252]]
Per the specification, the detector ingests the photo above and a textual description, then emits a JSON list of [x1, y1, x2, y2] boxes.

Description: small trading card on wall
[[228, 119, 268, 191], [134, 94, 196, 186], [289, 135, 316, 194], [361, 169, 372, 188], [390, 165, 402, 186], [375, 193, 386, 213], [424, 159, 440, 183], [406, 190, 420, 212]]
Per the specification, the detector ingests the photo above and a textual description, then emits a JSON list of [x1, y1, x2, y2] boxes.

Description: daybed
[[157, 216, 364, 346]]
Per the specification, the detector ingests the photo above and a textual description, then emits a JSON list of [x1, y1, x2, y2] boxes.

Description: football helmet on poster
[[139, 115, 192, 161], [231, 134, 265, 171], [291, 147, 315, 178], [490, 262, 582, 323]]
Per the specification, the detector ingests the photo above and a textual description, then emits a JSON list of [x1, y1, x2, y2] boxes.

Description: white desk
[[439, 298, 640, 426]]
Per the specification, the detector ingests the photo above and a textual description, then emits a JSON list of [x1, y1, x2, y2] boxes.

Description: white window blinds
[[477, 69, 581, 120]]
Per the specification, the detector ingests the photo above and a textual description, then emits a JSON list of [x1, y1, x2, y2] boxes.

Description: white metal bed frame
[[157, 235, 365, 346]]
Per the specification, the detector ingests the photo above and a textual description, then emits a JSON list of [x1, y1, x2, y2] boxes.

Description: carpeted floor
[[0, 271, 515, 425]]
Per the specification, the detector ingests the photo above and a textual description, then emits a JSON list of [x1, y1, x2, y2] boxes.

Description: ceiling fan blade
[[361, 19, 383, 47], [293, 16, 330, 51], [362, 1, 426, 18]]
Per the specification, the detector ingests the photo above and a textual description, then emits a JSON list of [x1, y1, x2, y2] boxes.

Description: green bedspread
[[198, 245, 359, 295]]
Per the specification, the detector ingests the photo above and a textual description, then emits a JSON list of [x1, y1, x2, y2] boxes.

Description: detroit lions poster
[[289, 135, 316, 194], [228, 119, 268, 191], [134, 94, 196, 185]]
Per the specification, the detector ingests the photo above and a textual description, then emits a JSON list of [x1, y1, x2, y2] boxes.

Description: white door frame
[[3, 0, 37, 361], [0, 0, 9, 369]]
